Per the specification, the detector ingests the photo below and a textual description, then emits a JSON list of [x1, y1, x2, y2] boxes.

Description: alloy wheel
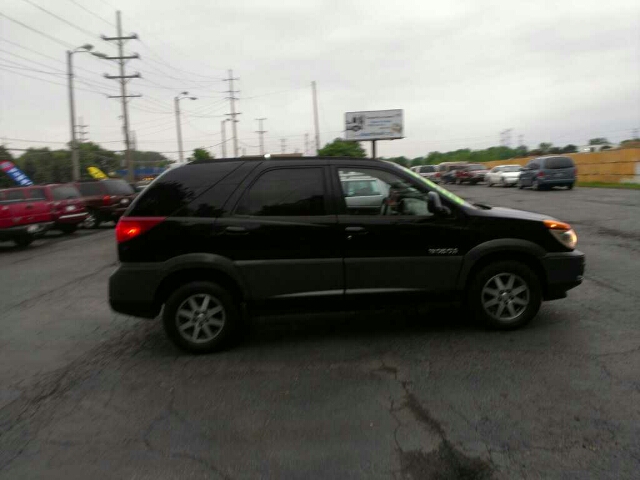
[[175, 293, 226, 344], [481, 273, 530, 322]]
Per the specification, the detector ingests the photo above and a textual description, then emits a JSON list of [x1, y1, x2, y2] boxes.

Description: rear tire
[[567, 183, 574, 190], [14, 235, 34, 248], [83, 210, 100, 229], [162, 281, 240, 354], [532, 179, 541, 191], [468, 260, 541, 330], [60, 224, 78, 234]]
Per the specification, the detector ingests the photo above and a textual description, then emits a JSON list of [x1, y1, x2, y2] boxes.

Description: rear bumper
[[541, 250, 585, 299], [98, 206, 127, 220], [109, 263, 163, 318], [540, 177, 575, 186], [0, 222, 53, 240]]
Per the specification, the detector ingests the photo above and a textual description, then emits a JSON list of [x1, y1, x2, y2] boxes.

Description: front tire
[[468, 260, 541, 330], [162, 281, 240, 353]]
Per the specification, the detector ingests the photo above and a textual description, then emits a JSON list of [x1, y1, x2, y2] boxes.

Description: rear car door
[[331, 162, 468, 305], [214, 160, 343, 309], [1, 189, 29, 226], [26, 187, 52, 223]]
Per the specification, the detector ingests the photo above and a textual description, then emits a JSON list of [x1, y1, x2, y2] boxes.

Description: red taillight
[[103, 195, 111, 206], [537, 171, 545, 178], [116, 217, 165, 243]]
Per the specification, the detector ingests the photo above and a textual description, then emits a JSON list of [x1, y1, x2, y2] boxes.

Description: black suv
[[109, 157, 585, 353]]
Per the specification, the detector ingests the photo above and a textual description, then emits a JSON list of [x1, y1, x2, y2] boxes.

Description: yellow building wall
[[483, 149, 640, 184]]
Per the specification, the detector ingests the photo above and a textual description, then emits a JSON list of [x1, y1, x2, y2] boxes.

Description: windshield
[[104, 179, 134, 196], [52, 185, 81, 200], [467, 165, 485, 171], [388, 162, 474, 208]]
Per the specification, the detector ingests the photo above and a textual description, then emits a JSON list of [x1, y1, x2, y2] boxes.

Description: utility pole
[[304, 133, 309, 156], [518, 134, 524, 147], [281, 138, 286, 154], [221, 120, 228, 158], [131, 130, 137, 151], [77, 117, 89, 143], [255, 118, 267, 155], [174, 96, 184, 162], [312, 81, 320, 154], [102, 11, 141, 182], [223, 69, 240, 157], [500, 128, 513, 148]]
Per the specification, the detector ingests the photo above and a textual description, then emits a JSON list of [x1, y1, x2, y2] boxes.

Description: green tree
[[588, 137, 609, 145], [318, 138, 366, 158], [385, 156, 409, 167], [539, 142, 553, 154], [190, 147, 214, 161], [561, 144, 577, 153]]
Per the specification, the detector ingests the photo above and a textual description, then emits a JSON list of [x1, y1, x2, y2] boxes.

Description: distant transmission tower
[[500, 129, 513, 147]]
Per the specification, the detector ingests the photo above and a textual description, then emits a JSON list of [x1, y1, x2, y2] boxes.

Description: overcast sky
[[1, 0, 639, 161]]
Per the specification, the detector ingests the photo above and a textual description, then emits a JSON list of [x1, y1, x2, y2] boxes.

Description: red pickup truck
[[0, 186, 53, 247]]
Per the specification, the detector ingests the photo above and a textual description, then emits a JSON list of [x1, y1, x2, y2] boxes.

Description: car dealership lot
[[0, 187, 638, 479]]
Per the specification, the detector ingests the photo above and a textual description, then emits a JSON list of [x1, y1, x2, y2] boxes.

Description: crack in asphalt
[[375, 359, 494, 480]]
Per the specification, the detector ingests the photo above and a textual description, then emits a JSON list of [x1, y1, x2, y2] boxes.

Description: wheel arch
[[458, 240, 548, 295], [153, 254, 247, 313]]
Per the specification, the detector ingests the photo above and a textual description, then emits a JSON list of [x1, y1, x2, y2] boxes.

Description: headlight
[[543, 219, 577, 250]]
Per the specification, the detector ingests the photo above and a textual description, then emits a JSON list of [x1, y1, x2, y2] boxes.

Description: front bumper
[[0, 222, 54, 240], [541, 249, 585, 300]]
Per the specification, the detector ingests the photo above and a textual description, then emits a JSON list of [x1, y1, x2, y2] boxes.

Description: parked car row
[[412, 156, 577, 190], [0, 178, 136, 247]]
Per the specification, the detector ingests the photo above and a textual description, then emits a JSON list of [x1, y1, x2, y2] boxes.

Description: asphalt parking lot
[[0, 186, 638, 479]]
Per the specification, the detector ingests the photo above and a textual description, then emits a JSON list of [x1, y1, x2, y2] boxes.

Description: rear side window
[[28, 188, 46, 200], [104, 180, 134, 196], [0, 190, 25, 202], [129, 162, 242, 217], [77, 182, 103, 196], [235, 168, 326, 216], [419, 165, 435, 173], [545, 157, 574, 169], [52, 185, 81, 200], [467, 165, 484, 171], [527, 162, 540, 170]]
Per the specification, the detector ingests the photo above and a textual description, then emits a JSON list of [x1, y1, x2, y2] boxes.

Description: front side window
[[235, 168, 326, 216], [338, 168, 430, 216], [527, 162, 540, 170], [28, 188, 46, 200]]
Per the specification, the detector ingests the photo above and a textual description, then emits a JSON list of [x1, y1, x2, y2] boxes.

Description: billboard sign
[[345, 109, 404, 141], [0, 161, 34, 186]]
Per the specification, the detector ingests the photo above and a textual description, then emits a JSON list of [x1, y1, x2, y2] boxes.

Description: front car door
[[214, 161, 343, 310], [330, 161, 470, 306], [520, 160, 540, 186]]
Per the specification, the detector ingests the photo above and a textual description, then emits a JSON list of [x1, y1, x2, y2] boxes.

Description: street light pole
[[174, 96, 184, 163], [221, 119, 228, 158], [67, 44, 105, 181], [174, 92, 197, 163], [66, 50, 79, 181]]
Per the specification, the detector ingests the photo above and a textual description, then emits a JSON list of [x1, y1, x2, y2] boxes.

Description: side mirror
[[427, 191, 451, 216]]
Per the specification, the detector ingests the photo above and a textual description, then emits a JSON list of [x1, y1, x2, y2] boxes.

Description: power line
[[0, 66, 106, 94], [67, 0, 114, 26], [21, 0, 102, 40], [0, 12, 74, 49], [0, 48, 67, 73], [0, 61, 64, 76]]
